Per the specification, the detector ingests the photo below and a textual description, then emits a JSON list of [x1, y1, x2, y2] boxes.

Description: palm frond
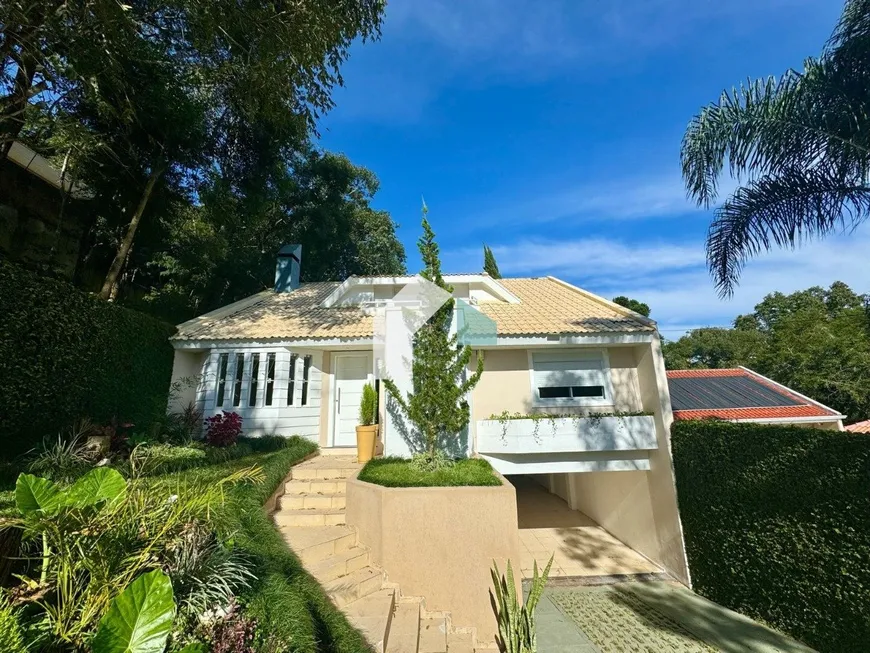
[[707, 167, 870, 297], [828, 0, 870, 53]]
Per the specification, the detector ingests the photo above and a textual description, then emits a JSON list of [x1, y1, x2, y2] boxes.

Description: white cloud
[[446, 227, 870, 337]]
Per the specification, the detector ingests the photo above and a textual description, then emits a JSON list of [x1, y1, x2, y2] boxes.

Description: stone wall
[[0, 158, 87, 279]]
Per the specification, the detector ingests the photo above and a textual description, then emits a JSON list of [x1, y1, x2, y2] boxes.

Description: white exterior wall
[[190, 346, 324, 442]]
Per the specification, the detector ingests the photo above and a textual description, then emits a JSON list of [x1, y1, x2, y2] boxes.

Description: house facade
[[169, 247, 691, 583]]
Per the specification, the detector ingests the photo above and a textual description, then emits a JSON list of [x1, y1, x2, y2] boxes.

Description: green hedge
[[0, 260, 176, 457], [671, 420, 870, 652]]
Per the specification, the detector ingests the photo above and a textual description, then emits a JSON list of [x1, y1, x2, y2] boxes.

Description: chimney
[[274, 244, 302, 292]]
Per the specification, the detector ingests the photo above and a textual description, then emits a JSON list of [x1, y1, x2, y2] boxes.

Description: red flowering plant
[[204, 411, 243, 447]]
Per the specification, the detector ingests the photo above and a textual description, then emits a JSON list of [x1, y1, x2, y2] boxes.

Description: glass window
[[301, 355, 312, 406], [216, 353, 229, 406], [532, 350, 610, 406], [232, 353, 244, 407], [287, 354, 298, 406], [265, 353, 276, 406], [248, 353, 260, 406]]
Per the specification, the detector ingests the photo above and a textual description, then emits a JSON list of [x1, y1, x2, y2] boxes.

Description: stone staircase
[[274, 454, 498, 653]]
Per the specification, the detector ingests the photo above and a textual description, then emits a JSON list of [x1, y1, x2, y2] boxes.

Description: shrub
[[0, 260, 175, 458], [359, 383, 377, 426], [671, 420, 870, 653], [358, 456, 501, 487], [205, 412, 243, 447]]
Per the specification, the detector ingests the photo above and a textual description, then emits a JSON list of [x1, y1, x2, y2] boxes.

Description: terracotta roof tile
[[845, 420, 870, 433], [173, 276, 653, 341], [673, 405, 838, 421]]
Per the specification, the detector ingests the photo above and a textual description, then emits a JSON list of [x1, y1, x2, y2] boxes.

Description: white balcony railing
[[476, 414, 657, 455]]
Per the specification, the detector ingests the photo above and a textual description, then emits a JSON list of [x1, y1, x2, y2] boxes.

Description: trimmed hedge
[[672, 420, 870, 652], [0, 260, 176, 457]]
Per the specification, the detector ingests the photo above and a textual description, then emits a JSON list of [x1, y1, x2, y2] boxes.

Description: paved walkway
[[534, 581, 817, 653], [512, 476, 661, 579]]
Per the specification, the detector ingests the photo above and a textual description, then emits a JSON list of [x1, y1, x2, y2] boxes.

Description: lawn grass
[[357, 456, 501, 487], [151, 436, 373, 653]]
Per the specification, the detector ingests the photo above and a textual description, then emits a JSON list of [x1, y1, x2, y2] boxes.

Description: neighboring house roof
[[7, 141, 91, 199], [173, 275, 654, 342], [666, 367, 844, 422], [845, 420, 870, 433]]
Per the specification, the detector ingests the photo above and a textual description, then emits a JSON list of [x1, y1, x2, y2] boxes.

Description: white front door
[[333, 353, 371, 447]]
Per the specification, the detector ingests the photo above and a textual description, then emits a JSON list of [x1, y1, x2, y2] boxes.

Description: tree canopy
[[1, 0, 407, 322], [681, 0, 870, 296], [663, 281, 870, 420], [612, 296, 650, 317]]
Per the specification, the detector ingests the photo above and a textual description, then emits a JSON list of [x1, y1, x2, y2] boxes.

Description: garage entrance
[[509, 475, 662, 580]]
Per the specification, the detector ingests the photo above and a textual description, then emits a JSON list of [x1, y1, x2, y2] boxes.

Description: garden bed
[[357, 456, 501, 487], [0, 436, 371, 653]]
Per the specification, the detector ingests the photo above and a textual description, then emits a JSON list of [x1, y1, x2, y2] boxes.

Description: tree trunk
[[99, 163, 163, 300]]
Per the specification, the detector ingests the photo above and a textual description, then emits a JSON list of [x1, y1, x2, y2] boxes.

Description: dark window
[[571, 385, 605, 398], [301, 355, 312, 406], [216, 353, 229, 406], [539, 385, 605, 400], [539, 386, 571, 399], [232, 353, 245, 406], [248, 353, 260, 406], [265, 353, 276, 406], [287, 354, 298, 406]]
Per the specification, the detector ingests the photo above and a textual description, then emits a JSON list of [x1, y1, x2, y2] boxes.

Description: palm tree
[[681, 0, 870, 297]]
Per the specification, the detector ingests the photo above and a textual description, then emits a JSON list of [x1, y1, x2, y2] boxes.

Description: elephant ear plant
[[490, 556, 553, 653]]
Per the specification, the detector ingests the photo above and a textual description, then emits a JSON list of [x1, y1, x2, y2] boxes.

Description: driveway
[[532, 580, 816, 653]]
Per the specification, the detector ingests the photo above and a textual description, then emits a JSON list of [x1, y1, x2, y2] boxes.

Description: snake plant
[[490, 555, 553, 653]]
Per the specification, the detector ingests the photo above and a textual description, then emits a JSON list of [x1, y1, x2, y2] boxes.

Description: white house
[[168, 246, 691, 583]]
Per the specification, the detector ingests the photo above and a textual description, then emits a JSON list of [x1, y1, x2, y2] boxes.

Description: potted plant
[[356, 383, 378, 463]]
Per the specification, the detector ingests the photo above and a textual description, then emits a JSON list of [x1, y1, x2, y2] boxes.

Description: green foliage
[[662, 281, 870, 421], [357, 457, 501, 488], [92, 569, 176, 653], [0, 261, 175, 457], [0, 597, 27, 653], [681, 0, 870, 296], [26, 427, 97, 484], [359, 383, 378, 426], [612, 296, 650, 318], [671, 420, 870, 652], [491, 557, 552, 653], [483, 244, 501, 279], [383, 207, 485, 468]]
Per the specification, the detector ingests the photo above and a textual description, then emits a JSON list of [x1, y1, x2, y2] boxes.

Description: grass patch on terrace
[[358, 456, 501, 488]]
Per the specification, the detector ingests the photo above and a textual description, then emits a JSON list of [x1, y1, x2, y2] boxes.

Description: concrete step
[[279, 492, 346, 511], [324, 565, 385, 607], [291, 463, 360, 480], [274, 508, 346, 527], [385, 600, 421, 653], [446, 631, 474, 653], [305, 546, 370, 583], [345, 588, 395, 653], [279, 524, 356, 564], [284, 479, 346, 495], [419, 617, 448, 653]]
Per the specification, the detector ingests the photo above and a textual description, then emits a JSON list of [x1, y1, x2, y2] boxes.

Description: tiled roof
[[666, 368, 842, 421], [173, 276, 653, 342], [845, 420, 870, 433]]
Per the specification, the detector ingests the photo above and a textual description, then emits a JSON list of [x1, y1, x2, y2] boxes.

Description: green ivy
[[671, 420, 870, 652], [0, 261, 176, 457]]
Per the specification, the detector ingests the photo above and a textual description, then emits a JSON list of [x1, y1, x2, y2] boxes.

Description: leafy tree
[[612, 296, 651, 317], [483, 244, 501, 278], [662, 327, 765, 370], [383, 204, 484, 469], [681, 0, 870, 296]]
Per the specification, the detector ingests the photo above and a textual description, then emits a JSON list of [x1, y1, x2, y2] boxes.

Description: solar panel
[[668, 376, 801, 411]]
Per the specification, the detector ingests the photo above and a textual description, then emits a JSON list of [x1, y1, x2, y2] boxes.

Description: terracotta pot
[[355, 424, 378, 464]]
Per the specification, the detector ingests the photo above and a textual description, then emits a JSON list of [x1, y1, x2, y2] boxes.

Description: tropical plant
[[359, 384, 378, 426], [196, 600, 258, 653], [681, 0, 870, 296], [92, 569, 176, 653], [490, 556, 553, 653], [10, 464, 262, 649], [483, 244, 502, 278], [27, 426, 97, 484], [0, 596, 27, 653], [204, 412, 243, 448], [383, 204, 485, 469]]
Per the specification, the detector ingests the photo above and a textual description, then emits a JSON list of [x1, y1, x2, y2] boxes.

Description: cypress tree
[[483, 244, 501, 278]]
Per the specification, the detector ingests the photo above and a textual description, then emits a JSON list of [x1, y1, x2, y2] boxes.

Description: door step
[[385, 600, 421, 653], [345, 588, 395, 653]]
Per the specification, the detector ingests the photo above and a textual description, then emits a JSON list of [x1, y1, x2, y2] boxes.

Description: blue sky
[[318, 0, 863, 337]]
